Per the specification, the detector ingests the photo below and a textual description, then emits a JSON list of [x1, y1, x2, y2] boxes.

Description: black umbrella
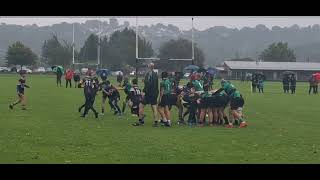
[[197, 68, 207, 73], [283, 71, 295, 75]]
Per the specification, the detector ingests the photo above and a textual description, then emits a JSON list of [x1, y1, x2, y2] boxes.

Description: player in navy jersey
[[9, 75, 30, 110], [78, 76, 99, 118]]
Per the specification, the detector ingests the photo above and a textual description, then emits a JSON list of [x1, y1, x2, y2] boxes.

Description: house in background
[[223, 61, 320, 81]]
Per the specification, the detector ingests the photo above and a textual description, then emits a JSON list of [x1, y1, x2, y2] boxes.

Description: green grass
[[1, 74, 320, 163]]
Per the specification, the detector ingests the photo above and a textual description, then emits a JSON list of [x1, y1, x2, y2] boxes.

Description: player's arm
[[24, 84, 30, 88], [212, 88, 224, 95]]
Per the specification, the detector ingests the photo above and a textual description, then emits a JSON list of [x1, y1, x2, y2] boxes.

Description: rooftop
[[224, 61, 320, 71]]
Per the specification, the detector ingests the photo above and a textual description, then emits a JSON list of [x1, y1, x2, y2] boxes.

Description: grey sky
[[1, 16, 320, 30]]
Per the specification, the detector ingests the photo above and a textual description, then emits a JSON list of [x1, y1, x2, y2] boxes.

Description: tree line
[[5, 27, 297, 71]]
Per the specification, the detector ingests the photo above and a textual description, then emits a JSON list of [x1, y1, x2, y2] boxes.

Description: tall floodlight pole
[[72, 23, 75, 68], [136, 17, 139, 81], [192, 17, 195, 65]]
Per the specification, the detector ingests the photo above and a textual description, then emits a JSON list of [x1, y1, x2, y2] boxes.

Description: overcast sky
[[1, 16, 320, 30]]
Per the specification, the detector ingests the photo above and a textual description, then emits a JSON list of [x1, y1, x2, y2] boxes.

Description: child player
[[213, 80, 248, 128], [157, 72, 172, 127], [131, 78, 146, 126], [9, 74, 30, 110]]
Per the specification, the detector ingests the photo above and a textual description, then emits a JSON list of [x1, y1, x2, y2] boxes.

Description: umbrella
[[313, 73, 320, 81], [96, 69, 111, 79], [253, 72, 263, 75], [184, 65, 199, 71], [197, 68, 207, 73], [96, 69, 111, 76], [51, 65, 64, 73], [206, 67, 216, 75]]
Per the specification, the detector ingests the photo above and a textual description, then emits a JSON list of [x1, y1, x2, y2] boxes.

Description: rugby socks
[[12, 101, 20, 106], [223, 116, 229, 124], [122, 102, 126, 113], [139, 118, 145, 124]]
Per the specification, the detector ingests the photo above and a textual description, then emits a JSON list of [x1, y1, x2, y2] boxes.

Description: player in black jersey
[[130, 79, 146, 126], [78, 76, 99, 118]]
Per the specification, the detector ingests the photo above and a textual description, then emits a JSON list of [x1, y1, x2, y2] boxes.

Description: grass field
[[1, 74, 320, 163]]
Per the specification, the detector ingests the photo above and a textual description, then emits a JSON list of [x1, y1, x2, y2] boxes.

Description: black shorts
[[131, 95, 142, 107], [142, 95, 158, 105], [168, 94, 178, 106], [230, 96, 244, 110], [158, 94, 170, 107], [131, 95, 142, 115], [215, 96, 229, 108], [198, 97, 210, 109], [74, 76, 80, 82]]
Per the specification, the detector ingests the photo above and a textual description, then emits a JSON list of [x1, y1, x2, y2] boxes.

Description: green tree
[[41, 34, 74, 66], [157, 38, 205, 71], [259, 42, 296, 62], [79, 34, 99, 63], [6, 41, 37, 69], [101, 28, 154, 70]]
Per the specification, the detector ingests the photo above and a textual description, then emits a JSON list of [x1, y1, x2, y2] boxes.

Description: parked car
[[34, 67, 46, 73], [0, 67, 10, 72], [46, 68, 53, 73], [10, 67, 17, 73], [21, 67, 32, 74], [129, 71, 135, 76], [112, 71, 123, 76]]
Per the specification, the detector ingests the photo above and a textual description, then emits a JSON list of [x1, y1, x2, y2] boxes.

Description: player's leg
[[133, 103, 145, 126], [122, 96, 129, 113], [151, 103, 159, 125], [88, 95, 98, 118], [81, 97, 90, 117], [56, 75, 59, 87], [101, 96, 107, 115], [207, 108, 213, 126], [164, 99, 171, 127], [309, 85, 312, 94], [177, 96, 185, 124], [79, 95, 87, 113], [113, 98, 122, 115], [10, 94, 22, 109], [233, 97, 247, 128], [20, 94, 27, 110], [188, 100, 197, 125]]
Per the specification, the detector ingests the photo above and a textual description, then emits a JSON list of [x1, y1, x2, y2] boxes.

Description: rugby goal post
[[72, 23, 101, 69], [135, 17, 195, 82]]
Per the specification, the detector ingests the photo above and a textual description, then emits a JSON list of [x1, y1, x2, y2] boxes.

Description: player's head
[[132, 78, 138, 85], [161, 71, 168, 79], [221, 79, 227, 85], [187, 82, 195, 93], [190, 73, 196, 81], [148, 63, 155, 70]]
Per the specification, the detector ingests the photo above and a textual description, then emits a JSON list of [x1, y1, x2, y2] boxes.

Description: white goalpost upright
[[135, 17, 195, 81]]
